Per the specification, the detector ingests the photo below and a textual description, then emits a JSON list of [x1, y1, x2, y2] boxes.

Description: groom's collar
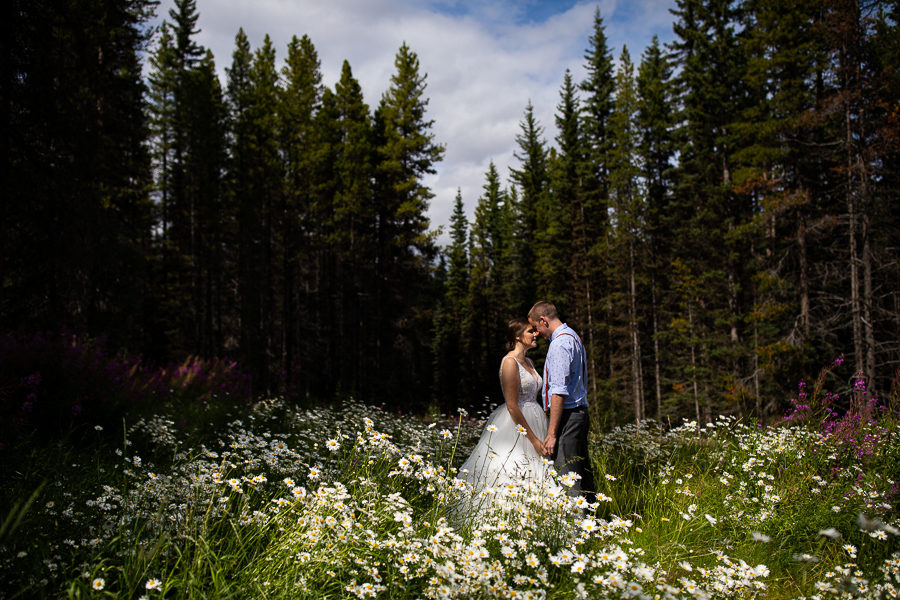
[[549, 322, 569, 341]]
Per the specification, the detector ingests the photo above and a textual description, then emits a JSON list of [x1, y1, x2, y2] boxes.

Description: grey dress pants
[[553, 407, 596, 502]]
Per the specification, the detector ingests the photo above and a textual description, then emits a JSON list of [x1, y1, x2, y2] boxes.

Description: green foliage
[[4, 0, 900, 427], [3, 360, 900, 599], [367, 42, 445, 405], [542, 71, 580, 313], [2, 0, 154, 351], [579, 6, 615, 208], [461, 163, 511, 406], [508, 102, 549, 314], [432, 190, 470, 413]]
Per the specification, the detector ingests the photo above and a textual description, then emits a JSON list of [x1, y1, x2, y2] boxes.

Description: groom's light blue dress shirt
[[542, 323, 588, 410]]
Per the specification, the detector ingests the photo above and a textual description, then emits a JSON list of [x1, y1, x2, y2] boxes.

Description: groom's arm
[[544, 393, 565, 455], [543, 337, 574, 455]]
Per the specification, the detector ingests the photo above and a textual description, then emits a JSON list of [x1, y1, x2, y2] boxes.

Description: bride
[[458, 318, 550, 491]]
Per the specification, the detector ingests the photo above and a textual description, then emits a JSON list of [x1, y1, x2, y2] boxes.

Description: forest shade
[[2, 0, 898, 427]]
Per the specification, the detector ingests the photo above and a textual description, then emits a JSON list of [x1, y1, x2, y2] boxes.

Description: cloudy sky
[[151, 0, 677, 244]]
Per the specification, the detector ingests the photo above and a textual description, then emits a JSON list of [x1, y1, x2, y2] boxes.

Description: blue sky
[[150, 0, 678, 243], [429, 0, 581, 23]]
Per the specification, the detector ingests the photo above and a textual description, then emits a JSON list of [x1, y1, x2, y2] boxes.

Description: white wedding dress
[[458, 355, 550, 491]]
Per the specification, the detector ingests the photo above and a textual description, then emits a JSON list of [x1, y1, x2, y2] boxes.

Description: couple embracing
[[459, 301, 596, 504]]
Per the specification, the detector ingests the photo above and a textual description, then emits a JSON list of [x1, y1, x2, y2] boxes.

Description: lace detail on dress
[[500, 356, 542, 408]]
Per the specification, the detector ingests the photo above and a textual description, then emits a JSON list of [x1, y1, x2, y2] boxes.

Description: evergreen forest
[[3, 0, 899, 429]]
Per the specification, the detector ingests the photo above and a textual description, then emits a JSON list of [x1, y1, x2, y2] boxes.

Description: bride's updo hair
[[505, 317, 531, 351]]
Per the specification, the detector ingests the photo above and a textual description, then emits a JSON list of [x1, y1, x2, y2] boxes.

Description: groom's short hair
[[528, 301, 558, 321]]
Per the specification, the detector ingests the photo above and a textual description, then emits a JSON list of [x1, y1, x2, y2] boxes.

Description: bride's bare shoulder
[[500, 354, 520, 373]]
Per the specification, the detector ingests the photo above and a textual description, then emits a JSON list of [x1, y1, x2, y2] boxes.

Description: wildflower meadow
[[1, 340, 898, 599]]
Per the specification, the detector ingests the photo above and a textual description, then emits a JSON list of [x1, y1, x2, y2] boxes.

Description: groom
[[528, 301, 596, 502]]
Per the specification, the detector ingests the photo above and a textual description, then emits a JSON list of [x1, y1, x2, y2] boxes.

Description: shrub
[[0, 331, 252, 451]]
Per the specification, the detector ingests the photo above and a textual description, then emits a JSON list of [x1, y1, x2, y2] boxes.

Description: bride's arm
[[501, 358, 544, 455]]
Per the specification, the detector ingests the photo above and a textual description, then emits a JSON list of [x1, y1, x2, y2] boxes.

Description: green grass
[[1, 394, 898, 599]]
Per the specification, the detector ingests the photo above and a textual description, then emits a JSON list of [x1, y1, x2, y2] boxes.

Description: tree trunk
[[585, 279, 598, 403], [628, 236, 643, 423], [651, 270, 662, 420], [753, 318, 761, 417], [798, 208, 810, 336], [689, 303, 700, 430], [848, 117, 864, 378], [861, 171, 876, 386]]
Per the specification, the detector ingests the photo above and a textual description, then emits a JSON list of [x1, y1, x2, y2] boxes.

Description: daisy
[[145, 578, 162, 590], [92, 578, 105, 590]]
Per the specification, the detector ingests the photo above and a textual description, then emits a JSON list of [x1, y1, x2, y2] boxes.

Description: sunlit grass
[[1, 388, 898, 599]]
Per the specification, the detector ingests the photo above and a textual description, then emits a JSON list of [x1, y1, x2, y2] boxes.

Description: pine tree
[[249, 35, 282, 394], [579, 7, 615, 216], [169, 0, 202, 69], [578, 8, 616, 413], [2, 0, 154, 348], [146, 0, 229, 360], [508, 102, 548, 313], [669, 0, 750, 420], [731, 0, 828, 415], [330, 59, 376, 397], [465, 163, 510, 406], [147, 23, 178, 242], [145, 22, 179, 357], [548, 71, 582, 316], [373, 42, 445, 403], [433, 190, 470, 410], [226, 29, 282, 394], [608, 46, 646, 423], [225, 29, 255, 390], [446, 191, 470, 310], [164, 0, 206, 354], [166, 0, 203, 244], [868, 0, 900, 391], [279, 34, 324, 396], [189, 50, 228, 358], [636, 35, 676, 419]]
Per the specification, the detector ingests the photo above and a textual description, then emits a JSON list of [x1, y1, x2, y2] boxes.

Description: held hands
[[542, 434, 556, 458]]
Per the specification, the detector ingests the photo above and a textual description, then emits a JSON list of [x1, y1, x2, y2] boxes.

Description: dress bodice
[[500, 356, 543, 407]]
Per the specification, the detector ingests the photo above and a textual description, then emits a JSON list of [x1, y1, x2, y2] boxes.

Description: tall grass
[[0, 353, 898, 599]]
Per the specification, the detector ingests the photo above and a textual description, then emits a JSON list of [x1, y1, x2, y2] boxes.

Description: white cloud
[[151, 0, 676, 244]]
